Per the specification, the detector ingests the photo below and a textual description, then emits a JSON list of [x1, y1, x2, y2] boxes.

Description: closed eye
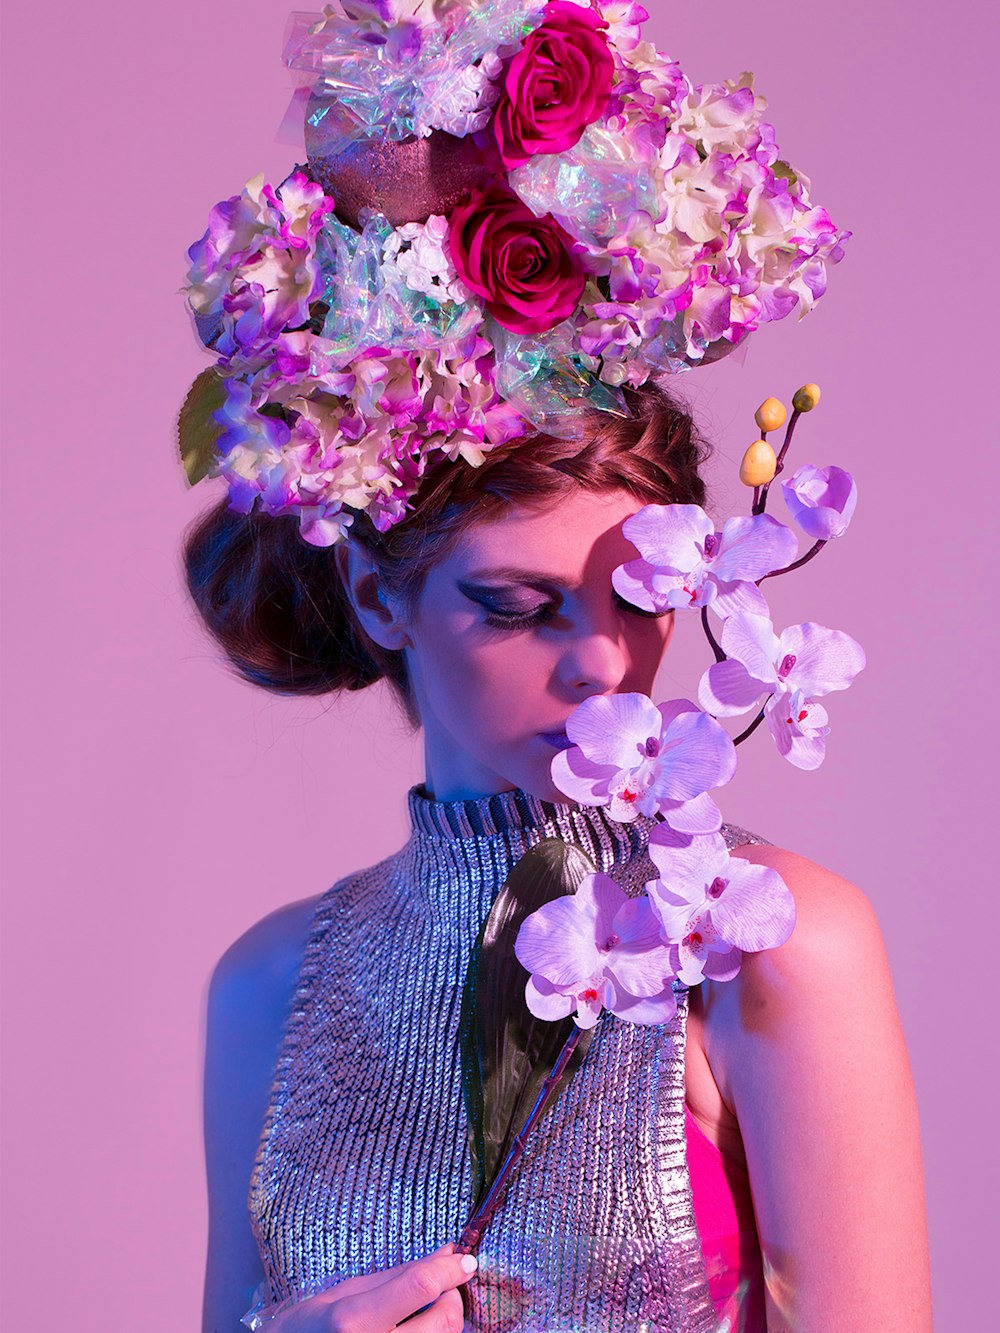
[[476, 590, 670, 631], [480, 602, 555, 630], [615, 590, 669, 619]]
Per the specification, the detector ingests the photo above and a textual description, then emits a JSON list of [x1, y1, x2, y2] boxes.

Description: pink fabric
[[685, 1102, 767, 1331]]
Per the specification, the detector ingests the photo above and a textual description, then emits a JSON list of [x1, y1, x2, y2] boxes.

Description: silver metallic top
[[247, 784, 769, 1332]]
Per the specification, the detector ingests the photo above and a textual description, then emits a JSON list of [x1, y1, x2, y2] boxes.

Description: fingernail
[[460, 1254, 478, 1274]]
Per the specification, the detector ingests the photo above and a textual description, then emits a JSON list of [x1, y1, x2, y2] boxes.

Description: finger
[[319, 1246, 457, 1303], [330, 1253, 476, 1331], [392, 1286, 466, 1332]]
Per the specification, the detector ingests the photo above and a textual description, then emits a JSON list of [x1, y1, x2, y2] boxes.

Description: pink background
[[1, 2, 995, 1327]]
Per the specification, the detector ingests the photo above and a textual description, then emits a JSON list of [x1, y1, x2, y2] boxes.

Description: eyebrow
[[461, 566, 574, 586]]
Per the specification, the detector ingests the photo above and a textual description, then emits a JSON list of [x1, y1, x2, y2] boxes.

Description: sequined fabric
[[248, 785, 770, 1332]]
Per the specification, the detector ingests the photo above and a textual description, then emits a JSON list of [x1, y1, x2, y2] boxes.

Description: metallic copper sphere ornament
[[306, 97, 501, 229]]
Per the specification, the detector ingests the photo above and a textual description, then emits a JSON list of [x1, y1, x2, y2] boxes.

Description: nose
[[555, 615, 630, 697]]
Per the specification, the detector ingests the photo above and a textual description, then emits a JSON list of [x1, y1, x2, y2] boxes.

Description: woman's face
[[402, 487, 675, 802]]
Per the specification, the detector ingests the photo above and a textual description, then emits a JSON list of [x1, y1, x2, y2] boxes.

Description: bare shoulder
[[700, 843, 932, 1330], [731, 841, 885, 988], [201, 892, 322, 1333], [211, 891, 323, 1006], [702, 839, 896, 1108]]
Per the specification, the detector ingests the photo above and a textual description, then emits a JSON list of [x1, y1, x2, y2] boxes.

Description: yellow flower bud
[[740, 439, 777, 487], [754, 397, 787, 433], [792, 382, 821, 413]]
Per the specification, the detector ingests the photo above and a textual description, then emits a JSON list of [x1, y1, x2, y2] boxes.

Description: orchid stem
[[758, 538, 827, 584], [456, 1024, 583, 1254], [701, 607, 726, 663], [774, 408, 801, 472], [754, 408, 802, 514], [734, 703, 769, 745]]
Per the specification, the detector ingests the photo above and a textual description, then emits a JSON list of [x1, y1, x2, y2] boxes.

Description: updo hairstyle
[[183, 381, 710, 726]]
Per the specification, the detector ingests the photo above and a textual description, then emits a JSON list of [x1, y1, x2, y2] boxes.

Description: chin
[[524, 765, 577, 807]]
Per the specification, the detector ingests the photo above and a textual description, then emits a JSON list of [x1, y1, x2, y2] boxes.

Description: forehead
[[443, 488, 645, 581]]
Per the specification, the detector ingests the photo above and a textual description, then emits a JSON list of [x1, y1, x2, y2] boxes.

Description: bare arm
[[701, 845, 932, 1332], [202, 895, 320, 1333]]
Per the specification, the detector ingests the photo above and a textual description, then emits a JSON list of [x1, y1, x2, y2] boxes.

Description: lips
[[539, 731, 574, 751]]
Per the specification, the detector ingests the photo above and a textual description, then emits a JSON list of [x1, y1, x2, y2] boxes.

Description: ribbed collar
[[406, 782, 657, 857]]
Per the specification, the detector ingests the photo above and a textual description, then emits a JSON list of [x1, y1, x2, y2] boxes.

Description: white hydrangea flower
[[663, 162, 729, 244], [383, 215, 472, 303], [672, 74, 769, 157], [415, 52, 503, 138]]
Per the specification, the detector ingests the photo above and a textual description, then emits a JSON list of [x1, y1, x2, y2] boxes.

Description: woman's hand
[[266, 1244, 477, 1332]]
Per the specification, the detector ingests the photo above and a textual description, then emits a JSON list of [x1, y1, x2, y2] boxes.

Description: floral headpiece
[[180, 0, 849, 547]]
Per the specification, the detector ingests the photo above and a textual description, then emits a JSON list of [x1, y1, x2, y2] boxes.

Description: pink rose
[[493, 1, 615, 169], [448, 183, 585, 334]]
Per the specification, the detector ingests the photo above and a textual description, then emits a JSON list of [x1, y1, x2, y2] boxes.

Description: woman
[[188, 387, 932, 1332], [181, 4, 933, 1325]]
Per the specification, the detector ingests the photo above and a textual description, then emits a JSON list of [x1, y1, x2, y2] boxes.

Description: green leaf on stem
[[178, 369, 227, 485], [459, 838, 597, 1213]]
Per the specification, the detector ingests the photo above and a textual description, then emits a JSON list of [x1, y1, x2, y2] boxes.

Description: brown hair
[[183, 381, 709, 724]]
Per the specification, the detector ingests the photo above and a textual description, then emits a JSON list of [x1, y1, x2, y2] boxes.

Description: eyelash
[[482, 592, 666, 630]]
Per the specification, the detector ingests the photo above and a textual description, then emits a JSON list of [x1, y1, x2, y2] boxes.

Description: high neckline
[[406, 781, 658, 847]]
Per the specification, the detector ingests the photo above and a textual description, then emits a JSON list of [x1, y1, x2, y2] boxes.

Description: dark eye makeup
[[481, 602, 556, 629], [457, 581, 669, 630]]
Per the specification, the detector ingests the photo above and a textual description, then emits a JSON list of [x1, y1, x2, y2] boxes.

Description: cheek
[[462, 645, 549, 711], [419, 626, 554, 732]]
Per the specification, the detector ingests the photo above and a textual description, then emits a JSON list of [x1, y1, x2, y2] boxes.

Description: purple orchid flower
[[764, 688, 831, 770], [612, 504, 798, 620], [781, 464, 858, 540], [515, 872, 678, 1029], [645, 827, 796, 985], [698, 612, 866, 770], [550, 694, 737, 831]]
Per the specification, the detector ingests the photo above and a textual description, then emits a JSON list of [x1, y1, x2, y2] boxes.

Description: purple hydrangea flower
[[185, 172, 332, 359], [781, 464, 858, 540], [551, 694, 737, 831], [515, 872, 678, 1029], [613, 504, 798, 620], [645, 827, 796, 985]]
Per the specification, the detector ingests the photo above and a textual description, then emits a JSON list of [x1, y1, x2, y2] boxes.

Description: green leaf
[[460, 838, 598, 1212], [177, 369, 227, 486], [773, 159, 799, 189]]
